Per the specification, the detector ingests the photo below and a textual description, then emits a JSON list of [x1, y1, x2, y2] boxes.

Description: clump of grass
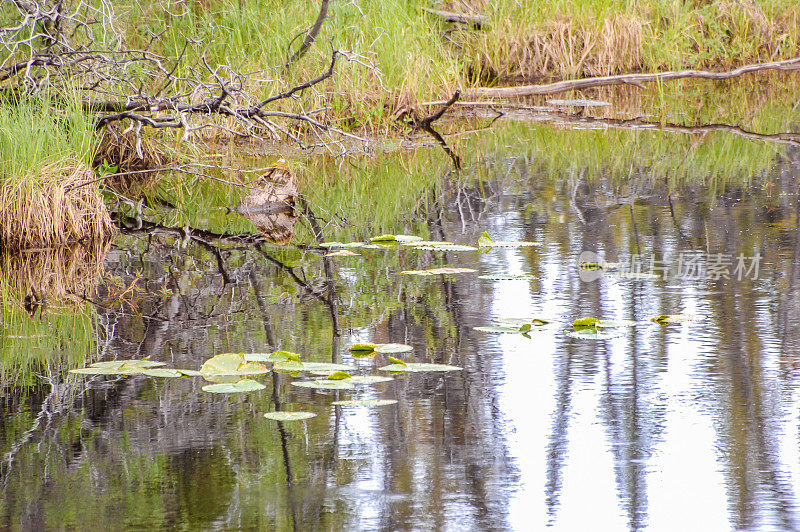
[[0, 98, 115, 250], [463, 0, 800, 82], [93, 122, 171, 196]]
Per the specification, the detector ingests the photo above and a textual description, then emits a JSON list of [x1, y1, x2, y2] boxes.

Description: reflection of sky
[[474, 206, 792, 530]]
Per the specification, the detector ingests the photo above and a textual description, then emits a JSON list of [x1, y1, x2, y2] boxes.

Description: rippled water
[[2, 125, 800, 530]]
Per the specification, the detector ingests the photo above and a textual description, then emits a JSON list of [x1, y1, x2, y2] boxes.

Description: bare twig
[[285, 0, 330, 66]]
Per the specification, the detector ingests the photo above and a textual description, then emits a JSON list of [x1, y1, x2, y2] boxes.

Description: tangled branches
[[0, 0, 364, 149]]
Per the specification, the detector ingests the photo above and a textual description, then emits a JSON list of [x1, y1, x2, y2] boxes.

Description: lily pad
[[348, 343, 377, 353], [375, 343, 414, 354], [413, 244, 479, 252], [371, 234, 423, 243], [378, 363, 462, 372], [426, 267, 477, 275], [332, 399, 398, 407], [400, 240, 453, 247], [650, 314, 705, 324], [399, 270, 435, 276], [70, 359, 171, 376], [387, 356, 406, 366], [177, 369, 203, 376], [473, 326, 527, 334], [495, 318, 551, 327], [573, 317, 601, 328], [200, 353, 269, 378], [140, 368, 183, 378], [89, 359, 166, 369], [476, 231, 538, 248], [319, 242, 364, 249], [324, 249, 360, 257], [327, 371, 353, 380], [274, 360, 305, 372], [245, 351, 301, 363], [478, 274, 535, 280], [291, 380, 354, 390], [264, 411, 316, 421], [202, 379, 266, 393]]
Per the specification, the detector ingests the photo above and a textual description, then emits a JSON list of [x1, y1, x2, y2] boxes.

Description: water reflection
[[2, 130, 800, 530]]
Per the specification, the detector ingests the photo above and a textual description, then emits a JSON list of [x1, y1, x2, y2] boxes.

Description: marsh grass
[[0, 98, 114, 249]]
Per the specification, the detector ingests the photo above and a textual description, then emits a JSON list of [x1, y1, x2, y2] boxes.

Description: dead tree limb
[[463, 57, 800, 99], [413, 90, 462, 170], [422, 8, 485, 29], [285, 0, 330, 66]]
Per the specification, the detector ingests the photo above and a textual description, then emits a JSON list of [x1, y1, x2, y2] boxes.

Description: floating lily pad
[[573, 317, 601, 328], [71, 359, 170, 376], [476, 231, 538, 248], [399, 270, 435, 276], [89, 359, 166, 369], [300, 362, 356, 372], [371, 234, 423, 243], [566, 329, 625, 340], [177, 369, 203, 376], [375, 343, 414, 354], [245, 351, 301, 363], [413, 244, 479, 252], [201, 353, 269, 378], [473, 326, 527, 334], [495, 318, 551, 327], [319, 242, 364, 249], [579, 262, 604, 270], [426, 267, 477, 275], [595, 319, 638, 328], [650, 314, 705, 324], [324, 249, 360, 257], [202, 379, 266, 393], [478, 274, 535, 280], [378, 363, 462, 372], [349, 343, 377, 353], [387, 356, 406, 366], [327, 371, 352, 380], [140, 368, 183, 378], [400, 240, 452, 247], [361, 243, 389, 249], [264, 411, 316, 421], [291, 380, 354, 390], [332, 399, 398, 407], [274, 360, 305, 372]]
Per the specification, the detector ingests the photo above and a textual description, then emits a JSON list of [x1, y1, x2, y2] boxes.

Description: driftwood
[[463, 57, 800, 99], [422, 8, 485, 29]]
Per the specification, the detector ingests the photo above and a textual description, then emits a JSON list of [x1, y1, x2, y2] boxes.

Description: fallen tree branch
[[413, 90, 462, 170], [463, 57, 800, 99], [422, 8, 485, 29]]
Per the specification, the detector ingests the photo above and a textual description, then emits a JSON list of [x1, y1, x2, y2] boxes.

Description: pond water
[[2, 115, 800, 530]]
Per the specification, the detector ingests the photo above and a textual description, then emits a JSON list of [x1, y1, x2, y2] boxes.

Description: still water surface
[[2, 125, 800, 531]]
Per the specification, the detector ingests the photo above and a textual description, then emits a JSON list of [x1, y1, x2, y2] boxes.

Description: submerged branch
[[463, 57, 800, 99]]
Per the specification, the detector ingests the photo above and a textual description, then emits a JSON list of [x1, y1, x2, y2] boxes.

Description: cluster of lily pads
[[474, 314, 704, 340], [70, 344, 462, 422]]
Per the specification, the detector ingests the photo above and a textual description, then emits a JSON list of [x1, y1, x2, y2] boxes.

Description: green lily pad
[[495, 318, 551, 327], [327, 371, 353, 380], [579, 262, 604, 270], [291, 380, 354, 390], [202, 379, 266, 393], [70, 366, 141, 375], [264, 411, 316, 421], [245, 351, 301, 363], [400, 267, 477, 276], [477, 232, 538, 248], [371, 234, 423, 243], [573, 317, 601, 328], [478, 274, 535, 280], [478, 231, 494, 247], [566, 329, 625, 340], [324, 249, 360, 257], [140, 368, 183, 378], [319, 242, 365, 249], [400, 240, 453, 247], [332, 399, 398, 407], [387, 356, 407, 365], [89, 360, 166, 369], [650, 314, 705, 324], [274, 360, 305, 372], [200, 353, 269, 378], [375, 343, 414, 354], [595, 319, 638, 328], [378, 363, 462, 372], [399, 270, 435, 276], [413, 244, 479, 252], [348, 343, 377, 353], [177, 369, 203, 376]]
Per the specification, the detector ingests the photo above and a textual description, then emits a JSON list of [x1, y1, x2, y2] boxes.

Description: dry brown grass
[[0, 159, 115, 250], [93, 124, 171, 196], [479, 16, 644, 82], [0, 240, 110, 303]]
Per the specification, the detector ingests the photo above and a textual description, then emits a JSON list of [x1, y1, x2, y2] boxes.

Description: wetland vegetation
[[2, 0, 800, 530]]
